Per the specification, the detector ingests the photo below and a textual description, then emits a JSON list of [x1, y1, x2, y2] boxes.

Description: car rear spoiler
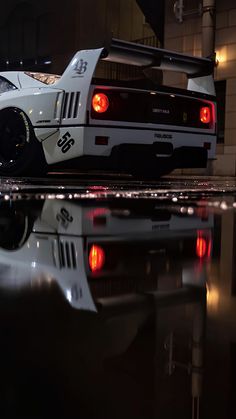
[[102, 38, 214, 77], [101, 38, 216, 96]]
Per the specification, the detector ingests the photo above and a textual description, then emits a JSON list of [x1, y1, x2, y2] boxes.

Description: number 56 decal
[[57, 131, 75, 153]]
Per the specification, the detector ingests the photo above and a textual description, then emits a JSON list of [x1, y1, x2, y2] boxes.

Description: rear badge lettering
[[154, 133, 173, 140], [73, 59, 88, 77], [57, 131, 75, 153], [152, 108, 170, 114]]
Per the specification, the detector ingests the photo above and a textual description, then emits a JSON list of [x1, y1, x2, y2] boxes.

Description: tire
[[0, 108, 47, 176], [0, 201, 37, 250]]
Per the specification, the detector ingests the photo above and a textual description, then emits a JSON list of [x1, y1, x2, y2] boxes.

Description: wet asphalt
[[0, 173, 235, 418]]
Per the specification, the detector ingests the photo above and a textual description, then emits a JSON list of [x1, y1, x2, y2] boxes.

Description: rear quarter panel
[[0, 88, 61, 128]]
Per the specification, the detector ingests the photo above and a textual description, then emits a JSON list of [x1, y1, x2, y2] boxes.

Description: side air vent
[[62, 92, 80, 119], [59, 240, 77, 269]]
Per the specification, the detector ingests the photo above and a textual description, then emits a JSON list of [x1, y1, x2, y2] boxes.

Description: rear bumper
[[83, 126, 216, 159], [40, 125, 215, 167]]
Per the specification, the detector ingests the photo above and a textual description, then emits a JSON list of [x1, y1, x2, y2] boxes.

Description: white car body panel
[[38, 127, 84, 163], [0, 72, 21, 89], [0, 87, 61, 128], [0, 234, 96, 312]]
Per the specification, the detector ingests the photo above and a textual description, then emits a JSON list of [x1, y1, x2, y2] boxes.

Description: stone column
[[202, 0, 216, 58]]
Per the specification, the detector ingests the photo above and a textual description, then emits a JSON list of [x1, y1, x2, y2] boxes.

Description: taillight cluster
[[91, 91, 215, 129], [200, 103, 215, 125], [92, 93, 109, 113], [200, 106, 211, 124]]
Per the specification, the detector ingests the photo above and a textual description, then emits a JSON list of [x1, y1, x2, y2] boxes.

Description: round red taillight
[[200, 106, 211, 124], [92, 93, 109, 113], [89, 245, 105, 272]]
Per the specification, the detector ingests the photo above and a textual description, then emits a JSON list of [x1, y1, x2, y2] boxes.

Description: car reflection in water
[[0, 199, 212, 418]]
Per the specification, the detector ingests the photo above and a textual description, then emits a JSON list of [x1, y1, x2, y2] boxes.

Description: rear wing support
[[187, 75, 215, 96]]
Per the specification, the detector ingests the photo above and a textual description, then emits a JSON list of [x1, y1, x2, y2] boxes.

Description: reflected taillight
[[196, 237, 207, 258], [92, 93, 109, 113], [89, 245, 105, 272], [196, 230, 212, 259], [200, 106, 211, 124]]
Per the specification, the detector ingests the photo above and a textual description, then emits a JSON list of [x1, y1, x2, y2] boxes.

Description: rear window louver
[[62, 92, 80, 119], [59, 240, 77, 269]]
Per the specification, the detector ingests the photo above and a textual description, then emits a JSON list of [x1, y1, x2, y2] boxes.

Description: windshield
[[0, 77, 17, 93], [25, 72, 61, 85]]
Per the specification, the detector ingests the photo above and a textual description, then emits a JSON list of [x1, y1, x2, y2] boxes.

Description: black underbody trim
[[51, 144, 208, 174], [33, 123, 216, 136]]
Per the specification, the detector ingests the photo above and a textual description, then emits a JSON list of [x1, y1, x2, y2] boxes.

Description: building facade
[[0, 0, 154, 73], [164, 0, 236, 176]]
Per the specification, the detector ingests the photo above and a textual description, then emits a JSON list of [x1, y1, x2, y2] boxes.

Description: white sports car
[[0, 39, 216, 177]]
